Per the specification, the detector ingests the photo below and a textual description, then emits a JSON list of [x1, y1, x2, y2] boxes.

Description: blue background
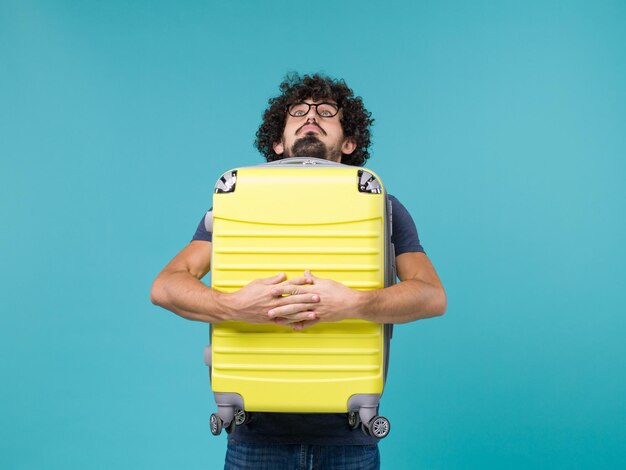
[[2, 1, 625, 468]]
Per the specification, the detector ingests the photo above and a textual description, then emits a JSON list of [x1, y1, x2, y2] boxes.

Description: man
[[151, 73, 446, 469]]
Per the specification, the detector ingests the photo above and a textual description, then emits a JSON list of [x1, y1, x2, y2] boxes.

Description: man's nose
[[305, 105, 319, 118]]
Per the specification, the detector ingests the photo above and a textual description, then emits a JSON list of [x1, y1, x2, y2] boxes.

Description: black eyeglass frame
[[286, 102, 340, 118]]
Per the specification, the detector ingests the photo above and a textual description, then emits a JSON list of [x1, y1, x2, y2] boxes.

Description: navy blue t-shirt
[[193, 194, 424, 445]]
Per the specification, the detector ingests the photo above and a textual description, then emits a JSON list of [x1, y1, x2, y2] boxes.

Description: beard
[[286, 135, 328, 159], [284, 135, 342, 161]]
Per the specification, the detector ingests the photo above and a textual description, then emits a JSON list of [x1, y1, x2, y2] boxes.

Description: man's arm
[[150, 240, 320, 324], [268, 252, 446, 325]]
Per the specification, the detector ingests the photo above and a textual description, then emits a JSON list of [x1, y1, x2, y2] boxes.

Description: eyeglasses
[[287, 102, 339, 118]]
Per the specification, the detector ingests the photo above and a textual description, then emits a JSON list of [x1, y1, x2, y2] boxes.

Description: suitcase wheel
[[224, 419, 236, 434], [210, 413, 223, 436], [348, 411, 361, 429], [364, 415, 391, 439], [234, 408, 248, 426]]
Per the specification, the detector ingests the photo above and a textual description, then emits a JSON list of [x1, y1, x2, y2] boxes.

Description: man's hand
[[268, 270, 363, 329], [226, 273, 320, 324], [266, 252, 447, 328]]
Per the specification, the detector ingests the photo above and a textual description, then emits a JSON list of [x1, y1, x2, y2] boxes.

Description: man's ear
[[273, 140, 285, 155], [341, 138, 357, 155]]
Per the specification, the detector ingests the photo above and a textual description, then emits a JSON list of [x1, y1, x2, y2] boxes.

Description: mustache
[[296, 122, 326, 136]]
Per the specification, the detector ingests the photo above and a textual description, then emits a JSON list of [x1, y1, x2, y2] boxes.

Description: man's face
[[272, 99, 356, 162]]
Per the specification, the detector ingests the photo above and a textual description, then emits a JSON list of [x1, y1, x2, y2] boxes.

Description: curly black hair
[[255, 73, 374, 166]]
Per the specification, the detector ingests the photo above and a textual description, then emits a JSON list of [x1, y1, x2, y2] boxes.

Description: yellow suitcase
[[204, 157, 394, 438]]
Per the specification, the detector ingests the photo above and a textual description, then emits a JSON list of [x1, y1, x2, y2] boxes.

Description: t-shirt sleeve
[[192, 209, 213, 242], [389, 195, 425, 255]]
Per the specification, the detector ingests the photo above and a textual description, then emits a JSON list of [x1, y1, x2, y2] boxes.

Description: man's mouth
[[297, 123, 326, 135]]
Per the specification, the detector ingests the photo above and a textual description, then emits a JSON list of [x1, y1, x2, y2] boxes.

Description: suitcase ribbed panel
[[211, 166, 386, 413]]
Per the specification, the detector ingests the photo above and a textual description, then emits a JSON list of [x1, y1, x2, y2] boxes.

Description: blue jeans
[[224, 441, 380, 470]]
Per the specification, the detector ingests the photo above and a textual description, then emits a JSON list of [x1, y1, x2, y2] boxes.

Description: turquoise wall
[[2, 1, 625, 468]]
